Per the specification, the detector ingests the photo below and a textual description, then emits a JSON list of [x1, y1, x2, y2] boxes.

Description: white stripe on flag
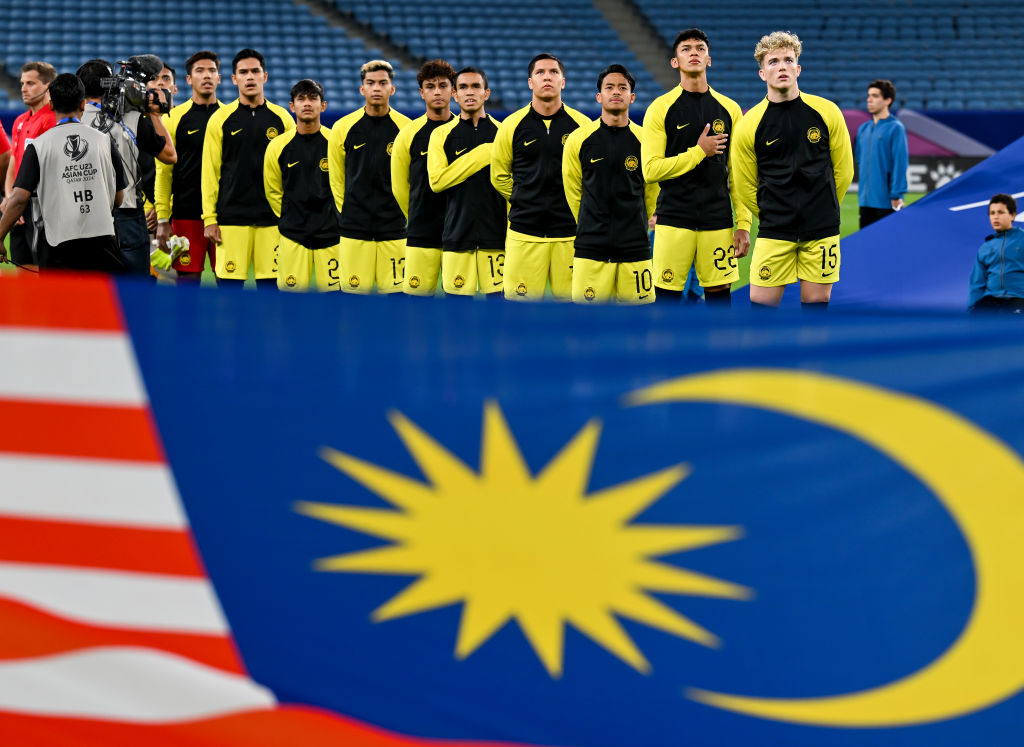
[[0, 646, 276, 722], [0, 562, 228, 634], [0, 329, 145, 405], [0, 454, 187, 529]]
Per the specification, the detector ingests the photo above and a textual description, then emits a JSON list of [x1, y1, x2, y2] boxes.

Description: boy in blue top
[[855, 79, 908, 228], [968, 193, 1024, 313]]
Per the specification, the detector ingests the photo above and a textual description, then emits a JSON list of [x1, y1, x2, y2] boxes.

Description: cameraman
[[77, 58, 176, 276], [0, 74, 127, 272]]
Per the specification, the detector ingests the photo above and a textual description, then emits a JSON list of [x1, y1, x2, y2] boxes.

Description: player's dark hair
[[418, 59, 456, 88], [991, 193, 1017, 215], [456, 66, 489, 91], [597, 64, 635, 92], [869, 79, 896, 103], [672, 28, 710, 53], [186, 51, 219, 76], [232, 48, 265, 74], [49, 73, 86, 114], [290, 78, 325, 101], [528, 53, 565, 77], [76, 59, 113, 98], [22, 61, 57, 84]]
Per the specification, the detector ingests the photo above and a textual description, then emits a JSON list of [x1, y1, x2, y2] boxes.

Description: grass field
[[3, 192, 925, 285]]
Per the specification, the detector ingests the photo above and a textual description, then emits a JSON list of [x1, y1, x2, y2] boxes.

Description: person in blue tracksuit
[[855, 79, 908, 228], [968, 193, 1024, 313]]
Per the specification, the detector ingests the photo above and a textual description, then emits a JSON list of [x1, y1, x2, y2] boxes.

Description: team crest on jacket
[[319, 157, 329, 172], [225, 260, 237, 273], [266, 127, 279, 140], [63, 134, 89, 162], [408, 275, 420, 289], [661, 268, 674, 282], [712, 119, 726, 134], [453, 275, 466, 289], [625, 155, 639, 172], [516, 282, 528, 296], [561, 134, 569, 145], [807, 127, 822, 144], [584, 286, 596, 300], [386, 141, 394, 156], [759, 265, 772, 280]]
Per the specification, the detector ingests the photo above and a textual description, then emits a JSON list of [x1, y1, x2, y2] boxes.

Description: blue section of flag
[[120, 282, 1024, 746]]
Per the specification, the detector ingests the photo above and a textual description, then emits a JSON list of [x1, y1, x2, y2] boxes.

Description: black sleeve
[[110, 140, 128, 191], [135, 115, 166, 157], [13, 143, 40, 192]]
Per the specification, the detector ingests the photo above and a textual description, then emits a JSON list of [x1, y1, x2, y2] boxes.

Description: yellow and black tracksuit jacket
[[201, 99, 294, 227], [731, 93, 854, 242], [427, 114, 506, 252], [490, 104, 591, 239], [641, 86, 750, 232], [155, 99, 221, 221], [563, 119, 659, 263], [263, 127, 341, 249], [328, 107, 411, 242], [391, 113, 453, 248]]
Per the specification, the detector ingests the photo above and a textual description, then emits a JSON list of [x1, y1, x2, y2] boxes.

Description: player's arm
[[728, 115, 760, 220], [889, 123, 909, 205], [200, 109, 225, 228], [489, 117, 515, 201], [328, 116, 351, 214], [153, 106, 181, 222], [724, 104, 752, 233], [428, 124, 492, 193], [825, 103, 854, 202], [263, 137, 285, 219], [390, 124, 414, 218], [641, 97, 706, 183], [560, 129, 584, 223]]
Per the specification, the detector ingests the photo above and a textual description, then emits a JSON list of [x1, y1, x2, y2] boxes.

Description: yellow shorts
[[403, 245, 441, 296], [442, 249, 506, 295], [216, 225, 279, 280], [653, 225, 737, 289], [503, 235, 574, 301], [572, 257, 655, 305], [750, 235, 840, 287], [277, 236, 342, 292], [339, 237, 406, 294]]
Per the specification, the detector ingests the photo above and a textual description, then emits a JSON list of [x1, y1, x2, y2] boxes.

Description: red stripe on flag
[[0, 596, 243, 673], [0, 399, 163, 462], [0, 706, 546, 747], [0, 517, 203, 576], [0, 273, 123, 332]]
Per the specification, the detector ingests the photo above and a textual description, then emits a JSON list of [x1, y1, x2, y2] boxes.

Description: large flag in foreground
[[3, 274, 1024, 745]]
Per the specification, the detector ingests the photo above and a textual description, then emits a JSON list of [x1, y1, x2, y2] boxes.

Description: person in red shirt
[[0, 126, 10, 196], [1, 61, 57, 267]]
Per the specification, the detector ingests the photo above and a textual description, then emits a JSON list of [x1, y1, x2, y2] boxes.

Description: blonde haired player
[[730, 31, 853, 309]]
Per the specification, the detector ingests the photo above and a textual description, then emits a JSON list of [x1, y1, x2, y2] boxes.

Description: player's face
[[759, 48, 800, 91], [454, 73, 489, 114], [187, 59, 221, 97], [360, 70, 395, 107], [528, 59, 565, 103], [290, 91, 326, 123], [671, 38, 710, 74], [232, 58, 267, 98], [989, 202, 1016, 232], [596, 73, 634, 115], [866, 87, 890, 115], [148, 68, 178, 95], [20, 70, 47, 107], [419, 76, 453, 113]]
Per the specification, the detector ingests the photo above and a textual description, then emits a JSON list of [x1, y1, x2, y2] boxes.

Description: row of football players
[[154, 28, 852, 307]]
